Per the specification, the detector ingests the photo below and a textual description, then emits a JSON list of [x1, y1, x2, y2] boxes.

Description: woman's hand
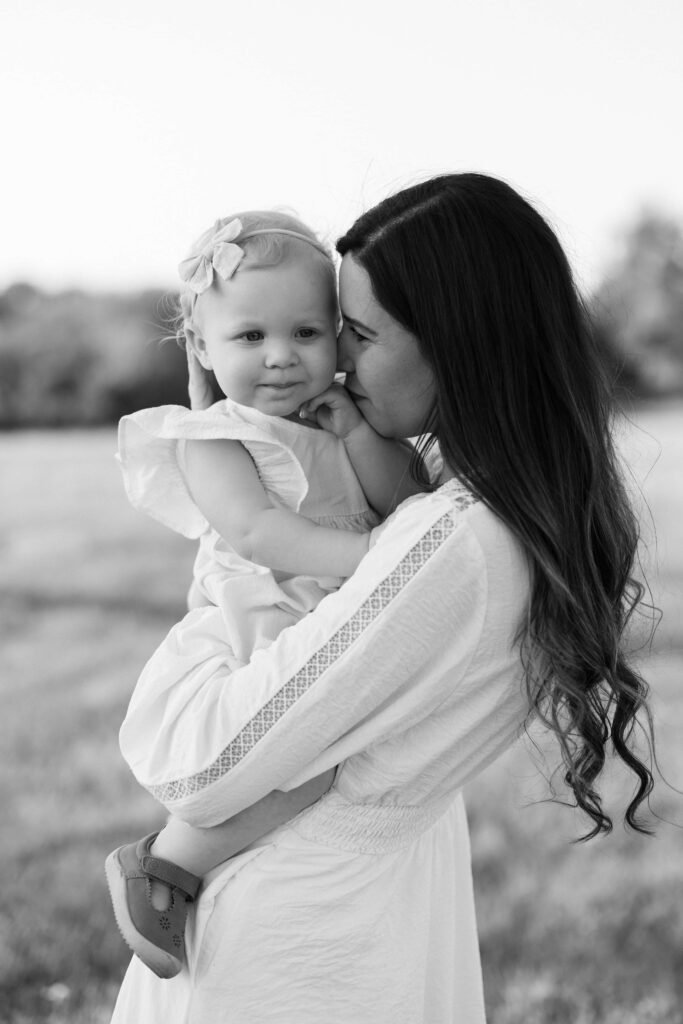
[[301, 383, 365, 440]]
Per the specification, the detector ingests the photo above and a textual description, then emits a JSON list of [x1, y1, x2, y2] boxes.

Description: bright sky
[[1, 0, 681, 293]]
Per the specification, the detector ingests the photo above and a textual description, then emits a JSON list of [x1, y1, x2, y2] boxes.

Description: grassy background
[[2, 405, 682, 1024]]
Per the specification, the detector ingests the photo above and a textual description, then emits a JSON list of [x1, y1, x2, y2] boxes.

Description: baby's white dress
[[117, 397, 380, 687], [112, 414, 532, 1024]]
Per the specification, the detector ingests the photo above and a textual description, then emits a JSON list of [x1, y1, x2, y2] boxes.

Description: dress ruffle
[[117, 400, 309, 539]]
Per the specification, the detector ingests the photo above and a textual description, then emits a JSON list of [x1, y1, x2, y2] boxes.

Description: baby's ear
[[185, 326, 212, 370]]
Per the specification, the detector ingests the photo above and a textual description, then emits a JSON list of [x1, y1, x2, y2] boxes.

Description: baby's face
[[191, 252, 338, 417]]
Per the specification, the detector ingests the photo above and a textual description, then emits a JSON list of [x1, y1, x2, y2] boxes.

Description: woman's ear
[[185, 326, 212, 370]]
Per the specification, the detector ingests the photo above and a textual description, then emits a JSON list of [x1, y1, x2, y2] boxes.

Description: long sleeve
[[120, 487, 499, 826]]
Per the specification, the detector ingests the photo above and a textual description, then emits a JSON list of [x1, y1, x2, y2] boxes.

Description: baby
[[106, 211, 425, 977]]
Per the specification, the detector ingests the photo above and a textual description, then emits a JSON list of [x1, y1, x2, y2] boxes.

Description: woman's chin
[[357, 405, 401, 439]]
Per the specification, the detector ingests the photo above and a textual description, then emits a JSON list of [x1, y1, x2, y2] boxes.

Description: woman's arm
[[120, 489, 502, 827], [304, 384, 427, 515], [183, 437, 369, 578]]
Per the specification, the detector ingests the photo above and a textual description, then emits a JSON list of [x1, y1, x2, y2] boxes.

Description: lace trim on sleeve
[[149, 488, 478, 804]]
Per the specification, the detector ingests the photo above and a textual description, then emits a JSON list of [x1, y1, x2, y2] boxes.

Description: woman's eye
[[344, 321, 369, 344]]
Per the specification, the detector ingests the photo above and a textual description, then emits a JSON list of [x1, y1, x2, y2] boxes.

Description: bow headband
[[178, 218, 329, 295]]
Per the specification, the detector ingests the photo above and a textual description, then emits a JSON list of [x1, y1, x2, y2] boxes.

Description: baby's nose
[[265, 338, 298, 366]]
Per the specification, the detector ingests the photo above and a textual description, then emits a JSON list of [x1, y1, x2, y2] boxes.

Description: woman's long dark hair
[[338, 173, 655, 838]]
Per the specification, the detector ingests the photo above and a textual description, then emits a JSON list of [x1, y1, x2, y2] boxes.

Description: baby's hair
[[174, 211, 336, 348]]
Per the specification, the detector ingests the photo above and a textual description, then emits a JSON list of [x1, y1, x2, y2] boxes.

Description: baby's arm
[[304, 384, 428, 516], [183, 438, 369, 578]]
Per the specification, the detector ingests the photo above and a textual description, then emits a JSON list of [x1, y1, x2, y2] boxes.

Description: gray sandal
[[105, 832, 201, 979]]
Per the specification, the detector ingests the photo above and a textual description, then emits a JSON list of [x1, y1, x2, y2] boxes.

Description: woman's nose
[[336, 329, 355, 373]]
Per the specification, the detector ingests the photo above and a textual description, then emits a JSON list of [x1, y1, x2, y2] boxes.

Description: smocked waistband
[[291, 790, 460, 855]]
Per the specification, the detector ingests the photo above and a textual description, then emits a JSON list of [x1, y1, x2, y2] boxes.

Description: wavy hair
[[337, 173, 655, 838]]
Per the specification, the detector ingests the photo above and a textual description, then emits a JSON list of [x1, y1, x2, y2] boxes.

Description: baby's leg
[[106, 770, 335, 975], [148, 769, 336, 909]]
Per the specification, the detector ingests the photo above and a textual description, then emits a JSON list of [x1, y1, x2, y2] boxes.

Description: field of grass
[[2, 404, 682, 1024]]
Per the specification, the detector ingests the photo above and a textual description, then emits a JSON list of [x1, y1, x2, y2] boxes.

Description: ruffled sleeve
[[117, 402, 310, 539]]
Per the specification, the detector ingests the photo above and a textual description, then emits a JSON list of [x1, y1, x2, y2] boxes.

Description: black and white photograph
[[2, 1, 682, 1021]]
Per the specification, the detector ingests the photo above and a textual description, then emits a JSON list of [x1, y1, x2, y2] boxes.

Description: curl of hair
[[337, 173, 656, 839]]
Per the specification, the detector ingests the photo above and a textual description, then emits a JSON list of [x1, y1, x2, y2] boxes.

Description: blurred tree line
[[1, 209, 683, 427], [593, 210, 683, 397], [0, 286, 189, 427]]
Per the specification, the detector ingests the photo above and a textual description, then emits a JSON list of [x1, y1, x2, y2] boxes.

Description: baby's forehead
[[197, 257, 337, 325], [265, 246, 336, 288], [245, 257, 334, 296]]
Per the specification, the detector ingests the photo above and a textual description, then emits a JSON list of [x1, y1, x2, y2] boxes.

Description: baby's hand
[[301, 383, 364, 440]]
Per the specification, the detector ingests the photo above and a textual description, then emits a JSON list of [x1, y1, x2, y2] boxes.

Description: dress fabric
[[112, 417, 532, 1024], [117, 398, 379, 672]]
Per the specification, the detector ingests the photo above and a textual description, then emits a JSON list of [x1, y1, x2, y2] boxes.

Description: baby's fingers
[[298, 404, 320, 424], [303, 383, 348, 413]]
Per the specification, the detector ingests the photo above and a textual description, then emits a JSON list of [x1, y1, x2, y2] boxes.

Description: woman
[[111, 173, 653, 1023]]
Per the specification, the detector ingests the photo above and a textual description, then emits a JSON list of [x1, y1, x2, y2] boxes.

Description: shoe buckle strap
[[140, 854, 201, 901]]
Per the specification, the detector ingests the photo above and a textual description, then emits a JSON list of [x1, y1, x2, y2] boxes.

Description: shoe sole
[[105, 849, 183, 980]]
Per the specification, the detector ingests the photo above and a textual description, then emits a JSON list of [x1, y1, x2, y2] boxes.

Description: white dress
[[112, 429, 532, 1024], [117, 398, 380, 676]]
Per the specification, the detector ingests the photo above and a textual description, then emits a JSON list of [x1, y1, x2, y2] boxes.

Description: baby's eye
[[239, 331, 264, 343], [296, 328, 318, 340]]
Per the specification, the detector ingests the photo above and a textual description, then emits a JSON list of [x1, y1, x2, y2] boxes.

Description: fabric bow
[[178, 217, 245, 294]]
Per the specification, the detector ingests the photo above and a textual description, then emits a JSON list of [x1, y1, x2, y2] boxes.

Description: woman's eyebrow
[[340, 312, 378, 337]]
